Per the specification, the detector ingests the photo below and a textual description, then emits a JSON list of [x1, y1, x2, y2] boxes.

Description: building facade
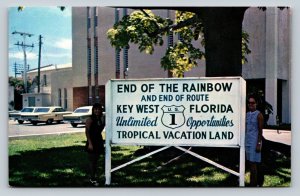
[[24, 63, 73, 110], [70, 7, 290, 125], [242, 8, 290, 125], [72, 7, 205, 108]]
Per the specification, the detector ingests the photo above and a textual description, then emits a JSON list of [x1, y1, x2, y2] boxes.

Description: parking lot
[[8, 120, 85, 138]]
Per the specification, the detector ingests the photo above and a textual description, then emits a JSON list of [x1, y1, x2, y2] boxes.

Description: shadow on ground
[[9, 137, 290, 187]]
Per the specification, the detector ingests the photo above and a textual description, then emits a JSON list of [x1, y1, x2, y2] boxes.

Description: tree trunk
[[202, 7, 247, 77]]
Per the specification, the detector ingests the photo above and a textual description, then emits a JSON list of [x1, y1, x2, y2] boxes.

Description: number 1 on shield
[[170, 114, 177, 125]]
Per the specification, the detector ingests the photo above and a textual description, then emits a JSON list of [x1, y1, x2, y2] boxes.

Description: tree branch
[[169, 15, 199, 31], [138, 9, 200, 37]]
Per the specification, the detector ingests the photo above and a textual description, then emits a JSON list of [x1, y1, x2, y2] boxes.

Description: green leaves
[[9, 77, 25, 93], [161, 41, 204, 78], [162, 11, 204, 77], [106, 9, 206, 77], [107, 10, 170, 54], [242, 31, 251, 64], [107, 9, 251, 77], [17, 6, 25, 12]]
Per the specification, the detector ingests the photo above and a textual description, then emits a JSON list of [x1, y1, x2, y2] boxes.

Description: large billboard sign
[[106, 77, 246, 147]]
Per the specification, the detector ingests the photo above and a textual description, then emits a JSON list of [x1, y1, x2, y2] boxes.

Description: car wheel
[[57, 120, 62, 124], [32, 121, 38, 125], [71, 123, 78, 128], [17, 120, 24, 124], [46, 119, 53, 125]]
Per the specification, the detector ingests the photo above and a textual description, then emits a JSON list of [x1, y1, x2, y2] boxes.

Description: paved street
[[8, 120, 291, 146], [263, 129, 291, 145], [8, 120, 85, 138]]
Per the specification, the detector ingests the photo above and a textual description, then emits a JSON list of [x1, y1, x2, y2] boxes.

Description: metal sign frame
[[105, 77, 246, 186]]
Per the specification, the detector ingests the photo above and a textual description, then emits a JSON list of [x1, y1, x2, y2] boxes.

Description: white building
[[242, 8, 290, 125], [23, 63, 73, 111]]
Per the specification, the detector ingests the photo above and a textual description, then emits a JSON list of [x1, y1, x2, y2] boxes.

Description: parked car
[[9, 110, 20, 121], [20, 106, 72, 125], [63, 106, 93, 127], [9, 107, 38, 124]]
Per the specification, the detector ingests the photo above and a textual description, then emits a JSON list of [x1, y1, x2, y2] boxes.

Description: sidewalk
[[263, 129, 291, 145]]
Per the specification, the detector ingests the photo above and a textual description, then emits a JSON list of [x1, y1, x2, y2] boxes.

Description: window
[[115, 48, 120, 76], [178, 33, 184, 42], [28, 97, 35, 107], [34, 76, 39, 85], [21, 108, 34, 112], [168, 31, 174, 47], [93, 7, 99, 81], [58, 89, 62, 106], [123, 8, 128, 16], [75, 109, 90, 113], [94, 7, 98, 27], [54, 107, 65, 112], [43, 74, 47, 86], [87, 7, 91, 29], [115, 8, 121, 78], [115, 8, 120, 23], [36, 108, 50, 113], [94, 45, 98, 74], [88, 46, 92, 74], [122, 9, 129, 78], [64, 88, 68, 109], [123, 46, 129, 77]]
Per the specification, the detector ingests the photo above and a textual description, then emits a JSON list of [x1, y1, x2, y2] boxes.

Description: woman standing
[[85, 103, 105, 186], [246, 95, 264, 187]]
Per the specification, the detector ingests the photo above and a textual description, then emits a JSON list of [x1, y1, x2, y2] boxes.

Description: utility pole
[[12, 31, 34, 93], [37, 35, 43, 93]]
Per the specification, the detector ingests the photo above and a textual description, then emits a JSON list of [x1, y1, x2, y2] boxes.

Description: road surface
[[8, 120, 85, 138]]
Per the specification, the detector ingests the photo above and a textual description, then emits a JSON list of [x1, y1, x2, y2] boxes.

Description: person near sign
[[245, 95, 264, 187], [85, 103, 105, 186]]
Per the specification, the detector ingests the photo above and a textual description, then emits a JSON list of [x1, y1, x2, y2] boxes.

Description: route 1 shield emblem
[[161, 105, 185, 129]]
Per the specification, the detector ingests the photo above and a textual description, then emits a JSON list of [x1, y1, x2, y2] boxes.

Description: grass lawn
[[9, 132, 291, 187]]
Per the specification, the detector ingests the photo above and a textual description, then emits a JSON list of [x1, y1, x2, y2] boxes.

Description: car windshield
[[21, 108, 34, 112], [35, 108, 50, 113], [74, 109, 90, 113]]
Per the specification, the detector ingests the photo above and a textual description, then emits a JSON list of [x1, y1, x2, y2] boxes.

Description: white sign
[[106, 77, 246, 147]]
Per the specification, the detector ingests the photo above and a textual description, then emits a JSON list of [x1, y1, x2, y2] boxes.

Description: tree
[[9, 77, 24, 93], [107, 7, 250, 77], [9, 76, 33, 94], [200, 7, 248, 76], [9, 77, 24, 110]]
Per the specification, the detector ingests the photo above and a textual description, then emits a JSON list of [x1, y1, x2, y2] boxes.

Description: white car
[[9, 107, 38, 124], [63, 106, 93, 127], [20, 106, 72, 125]]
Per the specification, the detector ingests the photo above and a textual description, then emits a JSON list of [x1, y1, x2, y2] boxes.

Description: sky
[[8, 7, 72, 77]]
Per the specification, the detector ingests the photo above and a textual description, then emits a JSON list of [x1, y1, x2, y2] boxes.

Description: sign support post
[[239, 80, 246, 186], [239, 145, 245, 186], [105, 81, 112, 185]]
